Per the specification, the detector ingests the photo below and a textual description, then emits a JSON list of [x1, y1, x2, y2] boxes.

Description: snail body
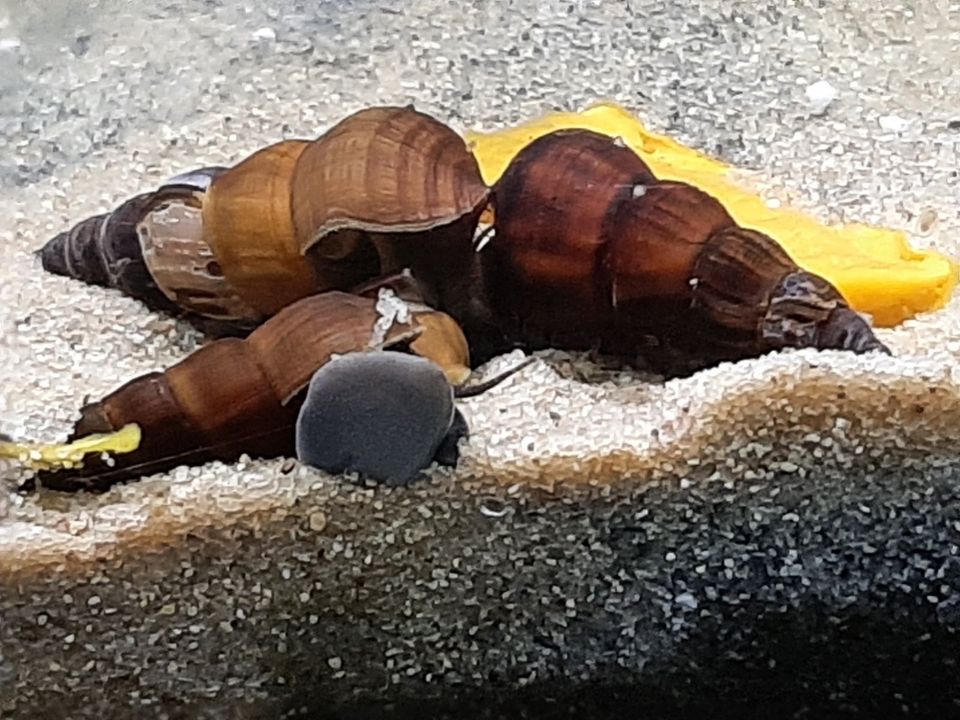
[[481, 128, 889, 371], [31, 289, 471, 492], [38, 106, 491, 337]]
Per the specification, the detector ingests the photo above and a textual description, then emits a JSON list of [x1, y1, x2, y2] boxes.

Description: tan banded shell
[[137, 187, 262, 322], [291, 105, 491, 260], [200, 140, 321, 316]]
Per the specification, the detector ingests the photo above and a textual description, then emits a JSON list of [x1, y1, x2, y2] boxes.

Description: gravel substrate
[[2, 0, 960, 718]]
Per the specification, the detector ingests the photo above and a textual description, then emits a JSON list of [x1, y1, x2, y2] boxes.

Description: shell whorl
[[36, 166, 270, 334], [37, 191, 183, 317], [137, 185, 263, 327], [292, 105, 490, 257]]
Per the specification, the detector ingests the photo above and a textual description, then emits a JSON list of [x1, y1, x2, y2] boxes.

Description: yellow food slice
[[464, 101, 958, 327], [0, 423, 142, 471]]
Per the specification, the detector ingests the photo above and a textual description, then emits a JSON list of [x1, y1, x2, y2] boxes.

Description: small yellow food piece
[[0, 423, 141, 470], [464, 101, 958, 327]]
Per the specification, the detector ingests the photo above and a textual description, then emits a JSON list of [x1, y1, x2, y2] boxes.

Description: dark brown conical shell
[[33, 290, 472, 492], [36, 167, 267, 335], [37, 190, 183, 318], [482, 127, 889, 370]]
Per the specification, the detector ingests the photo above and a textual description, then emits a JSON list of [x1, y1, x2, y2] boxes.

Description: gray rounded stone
[[294, 351, 463, 486]]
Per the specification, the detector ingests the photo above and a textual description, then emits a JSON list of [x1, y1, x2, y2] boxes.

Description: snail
[[23, 276, 532, 493], [294, 352, 470, 486], [37, 105, 491, 338], [20, 114, 895, 493], [25, 287, 471, 492], [479, 128, 890, 373]]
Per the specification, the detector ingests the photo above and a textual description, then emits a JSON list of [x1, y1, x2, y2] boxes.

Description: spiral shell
[[38, 106, 491, 337], [33, 290, 472, 492], [482, 127, 888, 366]]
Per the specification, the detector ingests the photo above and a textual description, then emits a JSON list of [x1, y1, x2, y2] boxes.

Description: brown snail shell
[[291, 105, 493, 336], [37, 106, 491, 338], [482, 128, 889, 370], [30, 290, 472, 492], [199, 139, 322, 317]]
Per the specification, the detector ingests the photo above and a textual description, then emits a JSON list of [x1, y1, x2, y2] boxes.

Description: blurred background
[[1, 0, 957, 214]]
